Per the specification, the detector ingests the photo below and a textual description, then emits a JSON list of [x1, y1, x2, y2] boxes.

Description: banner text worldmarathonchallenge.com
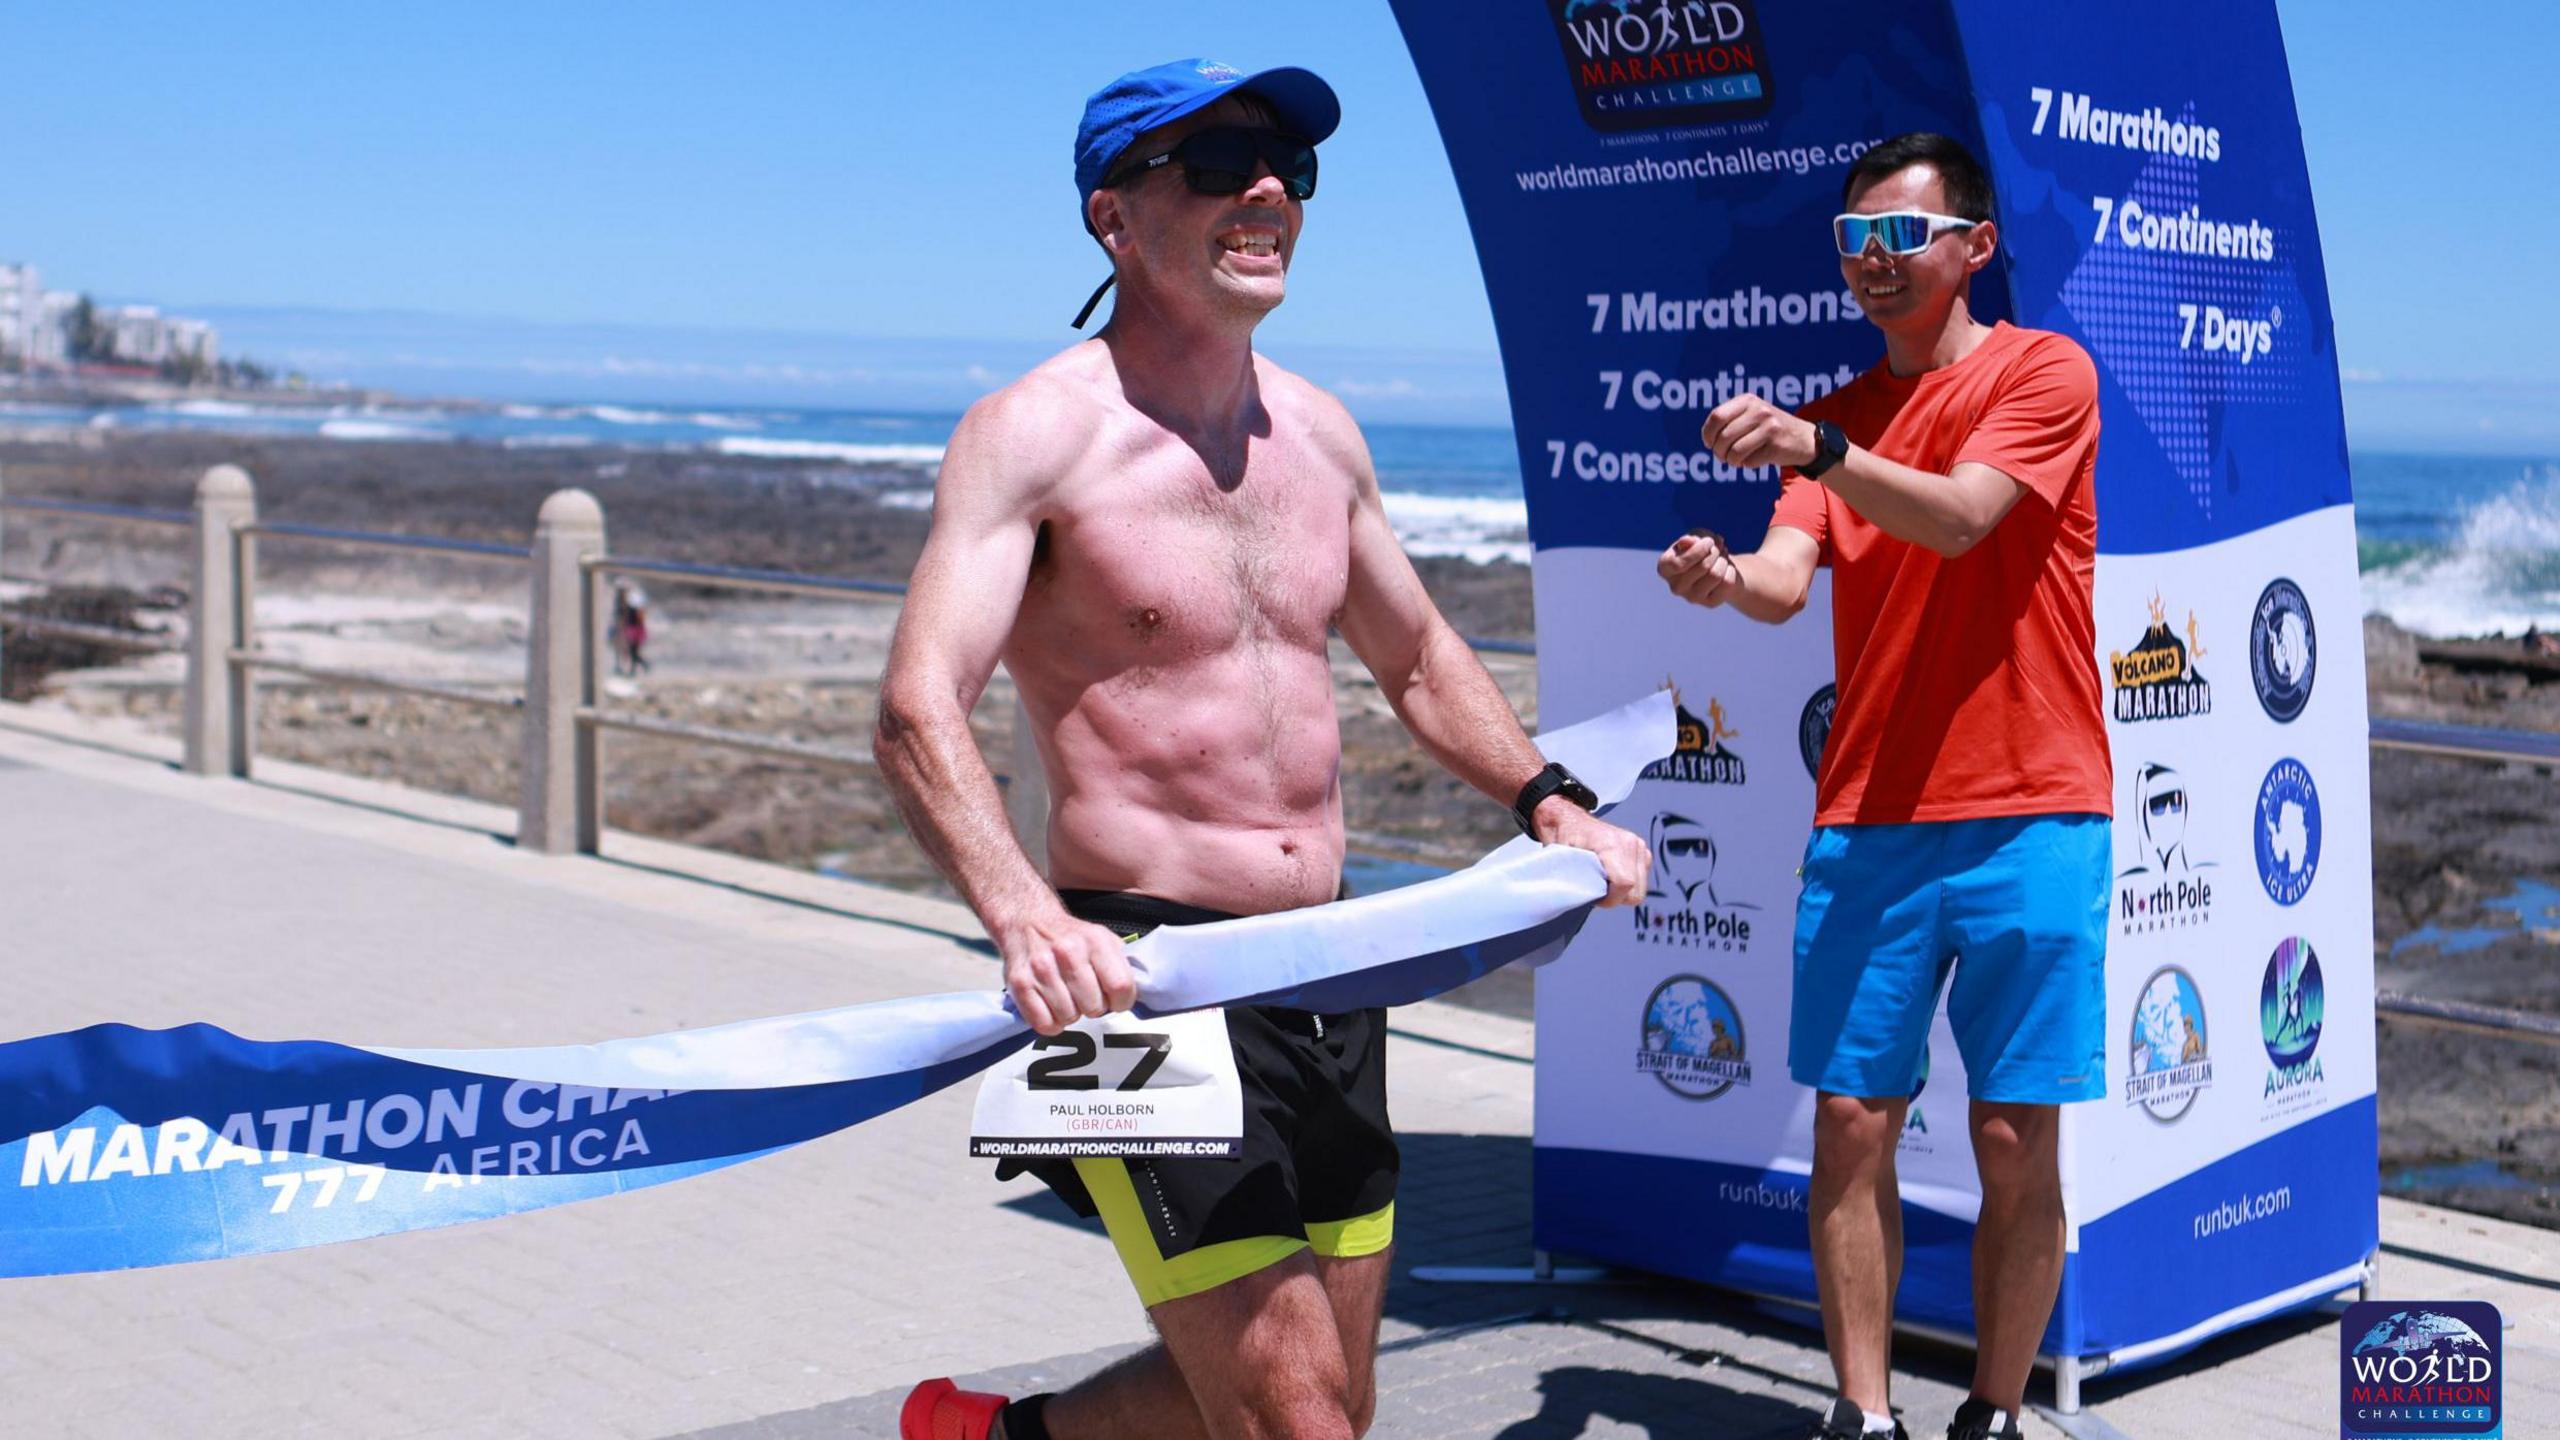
[[1517, 139, 1879, 192]]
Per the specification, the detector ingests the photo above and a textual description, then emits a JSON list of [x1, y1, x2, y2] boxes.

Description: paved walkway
[[1, 703, 2551, 1439]]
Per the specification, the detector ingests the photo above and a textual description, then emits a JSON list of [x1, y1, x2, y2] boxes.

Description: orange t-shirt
[[1769, 322, 2109, 826]]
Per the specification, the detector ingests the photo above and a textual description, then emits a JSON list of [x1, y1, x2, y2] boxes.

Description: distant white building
[[33, 293, 76, 366], [166, 317, 218, 368], [0, 262, 41, 367], [108, 304, 168, 365]]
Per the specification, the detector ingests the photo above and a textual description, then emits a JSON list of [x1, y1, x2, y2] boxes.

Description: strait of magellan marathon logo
[[2114, 762, 2217, 936], [1549, 0, 1776, 133], [2341, 1301, 2504, 1439], [1797, 683, 1835, 781], [2109, 591, 2213, 722], [2259, 936, 2328, 1115], [1641, 696, 1747, 785], [1637, 975, 1751, 1100], [1632, 812, 1760, 951], [2125, 964, 2212, 1122], [2249, 577, 2317, 722]]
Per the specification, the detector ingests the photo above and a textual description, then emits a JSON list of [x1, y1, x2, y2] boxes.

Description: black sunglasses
[[1107, 126, 1319, 200]]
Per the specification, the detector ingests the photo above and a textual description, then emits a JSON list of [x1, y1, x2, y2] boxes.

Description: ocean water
[[1, 396, 2549, 636]]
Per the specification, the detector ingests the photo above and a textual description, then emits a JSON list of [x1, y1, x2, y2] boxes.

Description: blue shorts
[[1789, 814, 2108, 1105]]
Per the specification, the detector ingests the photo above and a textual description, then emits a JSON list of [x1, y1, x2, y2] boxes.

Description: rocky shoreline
[[3, 428, 2552, 1228]]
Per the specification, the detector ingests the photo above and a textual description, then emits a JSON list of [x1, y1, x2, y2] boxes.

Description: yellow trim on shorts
[[1073, 1157, 1307, 1308], [1305, 1201, 1395, 1259]]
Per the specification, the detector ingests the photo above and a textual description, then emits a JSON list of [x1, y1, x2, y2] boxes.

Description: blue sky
[[3, 1, 2552, 446]]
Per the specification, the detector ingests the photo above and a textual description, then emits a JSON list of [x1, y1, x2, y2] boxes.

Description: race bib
[[968, 1008, 1242, 1160]]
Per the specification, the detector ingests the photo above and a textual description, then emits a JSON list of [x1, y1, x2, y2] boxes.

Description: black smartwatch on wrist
[[1513, 761, 1599, 836], [1800, 420, 1850, 479]]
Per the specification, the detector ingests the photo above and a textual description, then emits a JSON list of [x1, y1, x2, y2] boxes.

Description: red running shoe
[[900, 1378, 1009, 1440]]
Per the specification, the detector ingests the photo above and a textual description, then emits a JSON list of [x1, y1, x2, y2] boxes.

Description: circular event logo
[[2259, 937, 2325, 1068], [2126, 964, 2211, 1123], [2254, 758, 2323, 905], [2250, 577, 2317, 722], [1637, 975, 1750, 1101], [1798, 683, 1836, 781]]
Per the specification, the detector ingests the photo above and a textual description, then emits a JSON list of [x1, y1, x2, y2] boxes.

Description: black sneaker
[[1945, 1397, 2020, 1440], [1809, 1396, 1909, 1440]]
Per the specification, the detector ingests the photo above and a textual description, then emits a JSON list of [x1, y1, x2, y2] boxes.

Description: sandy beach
[[3, 427, 2552, 1227]]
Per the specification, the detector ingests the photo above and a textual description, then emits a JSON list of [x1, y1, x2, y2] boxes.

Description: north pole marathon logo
[[1797, 683, 1835, 781], [1637, 975, 1752, 1100], [2114, 762, 2218, 936], [1549, 0, 1776, 134], [2125, 964, 2212, 1122], [2253, 757, 2323, 906], [2341, 1301, 2503, 1439], [2250, 577, 2317, 723], [1631, 811, 1760, 951], [2109, 591, 2213, 722], [2260, 937, 2327, 1114], [1641, 696, 1747, 785]]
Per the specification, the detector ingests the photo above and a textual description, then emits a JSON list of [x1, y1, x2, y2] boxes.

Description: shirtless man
[[883, 60, 1648, 1440]]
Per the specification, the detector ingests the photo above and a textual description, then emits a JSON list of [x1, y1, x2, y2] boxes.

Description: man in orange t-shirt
[[1657, 133, 2107, 1440]]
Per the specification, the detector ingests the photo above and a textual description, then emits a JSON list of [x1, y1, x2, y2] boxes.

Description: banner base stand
[[1410, 1249, 1617, 1286]]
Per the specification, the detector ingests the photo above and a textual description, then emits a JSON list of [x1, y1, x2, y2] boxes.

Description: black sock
[[999, 1393, 1054, 1440]]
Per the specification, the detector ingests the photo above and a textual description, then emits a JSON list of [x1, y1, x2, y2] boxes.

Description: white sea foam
[[877, 488, 934, 511], [713, 437, 945, 466], [317, 419, 447, 442], [1380, 491, 1531, 566], [159, 399, 266, 419], [584, 404, 670, 426], [2361, 465, 2560, 636]]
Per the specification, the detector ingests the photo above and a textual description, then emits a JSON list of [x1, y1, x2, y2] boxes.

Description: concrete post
[[1005, 681, 1050, 877], [184, 465, 256, 777], [519, 489, 605, 854]]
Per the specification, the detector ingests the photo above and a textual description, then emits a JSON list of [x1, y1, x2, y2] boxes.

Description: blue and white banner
[[0, 696, 1671, 1279], [1393, 0, 2374, 1374]]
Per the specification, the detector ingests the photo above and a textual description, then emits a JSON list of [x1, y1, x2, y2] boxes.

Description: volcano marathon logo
[[2254, 758, 2323, 906], [1632, 811, 1760, 951], [2125, 965, 2212, 1122], [1637, 975, 1751, 1100], [1549, 0, 1776, 133], [2115, 762, 2218, 936], [2109, 591, 2213, 722], [2341, 1301, 2503, 1438], [1642, 696, 1747, 786], [2260, 936, 2328, 1115], [1797, 683, 1835, 781], [2250, 577, 2317, 722]]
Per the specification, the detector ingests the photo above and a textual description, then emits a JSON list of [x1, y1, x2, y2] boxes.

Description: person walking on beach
[[1657, 133, 2109, 1440], [610, 583, 651, 676], [880, 58, 1648, 1440]]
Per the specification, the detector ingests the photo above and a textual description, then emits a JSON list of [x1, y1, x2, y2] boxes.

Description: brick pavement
[[3, 704, 2551, 1439]]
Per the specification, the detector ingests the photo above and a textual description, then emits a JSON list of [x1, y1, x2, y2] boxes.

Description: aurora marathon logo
[[1549, 0, 1776, 134], [2259, 936, 2327, 1115], [2109, 591, 2212, 722], [2341, 1301, 2503, 1439], [1637, 975, 1751, 1100], [2114, 762, 2218, 936], [2125, 964, 2212, 1122], [1641, 695, 1747, 785], [1633, 811, 1760, 951]]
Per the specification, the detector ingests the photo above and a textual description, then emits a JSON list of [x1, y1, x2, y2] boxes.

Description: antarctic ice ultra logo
[[1798, 683, 1835, 781], [2115, 762, 2218, 936], [2260, 937, 2327, 1114], [2110, 591, 2213, 722], [1630, 812, 1760, 951], [2341, 1301, 2502, 1438], [1637, 975, 1751, 1100], [1641, 697, 1747, 785], [1549, 0, 1775, 134], [2255, 758, 2323, 906], [2250, 577, 2317, 723], [2125, 965, 2212, 1122]]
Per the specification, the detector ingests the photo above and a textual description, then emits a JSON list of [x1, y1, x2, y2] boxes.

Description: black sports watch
[[1513, 761, 1599, 836], [1800, 419, 1850, 479]]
